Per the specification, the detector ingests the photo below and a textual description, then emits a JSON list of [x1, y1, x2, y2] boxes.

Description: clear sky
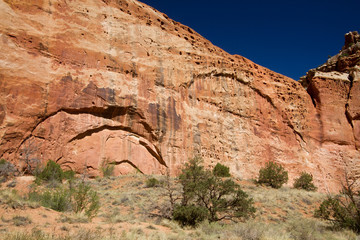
[[140, 0, 359, 80]]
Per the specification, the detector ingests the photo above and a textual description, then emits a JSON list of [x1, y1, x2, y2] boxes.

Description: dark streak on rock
[[0, 105, 5, 125], [113, 160, 144, 174]]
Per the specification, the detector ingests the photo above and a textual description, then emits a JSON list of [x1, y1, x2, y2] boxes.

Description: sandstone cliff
[[0, 0, 359, 191]]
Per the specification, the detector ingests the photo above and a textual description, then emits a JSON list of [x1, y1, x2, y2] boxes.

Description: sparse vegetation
[[293, 172, 317, 191], [315, 176, 360, 233], [257, 161, 288, 189], [1, 158, 359, 239], [212, 163, 230, 177], [1, 173, 359, 239]]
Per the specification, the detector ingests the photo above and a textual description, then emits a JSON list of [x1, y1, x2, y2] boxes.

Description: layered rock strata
[[0, 0, 359, 191]]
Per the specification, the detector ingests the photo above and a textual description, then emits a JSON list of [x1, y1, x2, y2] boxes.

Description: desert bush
[[212, 163, 230, 177], [63, 170, 76, 180], [173, 204, 209, 227], [315, 176, 360, 233], [172, 157, 255, 226], [28, 187, 71, 212], [293, 172, 317, 191], [145, 177, 160, 188], [0, 159, 17, 181], [12, 215, 32, 226], [28, 181, 99, 219], [100, 158, 115, 178], [258, 161, 288, 189], [35, 160, 64, 184], [72, 181, 100, 219]]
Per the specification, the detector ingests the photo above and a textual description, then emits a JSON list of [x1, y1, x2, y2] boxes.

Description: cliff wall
[[0, 0, 359, 191]]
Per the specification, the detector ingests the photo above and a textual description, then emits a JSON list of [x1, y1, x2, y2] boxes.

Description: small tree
[[213, 163, 231, 177], [19, 139, 40, 175], [293, 172, 317, 191], [315, 175, 360, 232], [258, 161, 288, 189], [173, 157, 255, 226]]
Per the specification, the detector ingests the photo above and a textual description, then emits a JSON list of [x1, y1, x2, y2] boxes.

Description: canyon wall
[[0, 0, 359, 191]]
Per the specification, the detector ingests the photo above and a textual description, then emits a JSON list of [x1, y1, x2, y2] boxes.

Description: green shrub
[[35, 160, 64, 184], [173, 157, 255, 226], [173, 204, 209, 227], [213, 163, 230, 177], [72, 181, 100, 219], [257, 161, 288, 189], [145, 177, 160, 188], [100, 158, 115, 178], [315, 177, 360, 233], [28, 188, 71, 212], [28, 181, 100, 219], [63, 170, 76, 180], [293, 172, 317, 191]]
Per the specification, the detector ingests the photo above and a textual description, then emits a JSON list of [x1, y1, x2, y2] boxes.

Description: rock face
[[0, 0, 359, 191]]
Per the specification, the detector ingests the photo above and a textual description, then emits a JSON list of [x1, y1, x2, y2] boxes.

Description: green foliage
[[315, 178, 360, 233], [145, 177, 160, 188], [212, 163, 230, 177], [28, 181, 99, 219], [173, 157, 255, 226], [257, 161, 288, 189], [173, 204, 209, 227], [28, 187, 71, 212], [100, 158, 115, 178], [63, 170, 76, 180], [35, 160, 64, 184], [72, 181, 100, 219], [293, 172, 317, 191]]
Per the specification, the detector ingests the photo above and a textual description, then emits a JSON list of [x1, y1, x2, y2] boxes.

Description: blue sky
[[140, 0, 359, 80]]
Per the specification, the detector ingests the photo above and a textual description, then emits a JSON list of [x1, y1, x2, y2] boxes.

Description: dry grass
[[0, 174, 359, 240]]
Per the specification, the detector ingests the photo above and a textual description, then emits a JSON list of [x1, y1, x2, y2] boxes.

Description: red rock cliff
[[0, 0, 359, 191]]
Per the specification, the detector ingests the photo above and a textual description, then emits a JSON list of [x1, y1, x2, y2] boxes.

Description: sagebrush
[[293, 172, 317, 191]]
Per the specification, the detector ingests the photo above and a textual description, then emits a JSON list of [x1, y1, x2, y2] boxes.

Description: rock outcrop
[[0, 0, 359, 191]]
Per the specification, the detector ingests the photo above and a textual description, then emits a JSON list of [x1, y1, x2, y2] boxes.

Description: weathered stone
[[0, 0, 359, 192]]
